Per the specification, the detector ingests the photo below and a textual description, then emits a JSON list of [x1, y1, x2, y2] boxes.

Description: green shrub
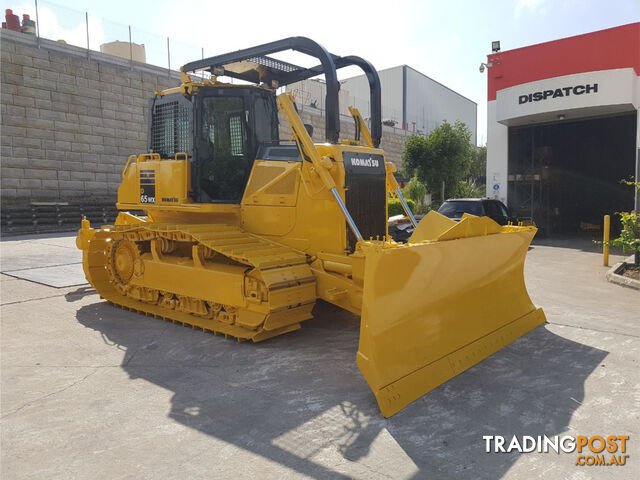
[[388, 198, 415, 217], [454, 179, 485, 198], [610, 210, 639, 266], [402, 176, 428, 207], [414, 203, 431, 215], [613, 177, 640, 266], [598, 177, 640, 266]]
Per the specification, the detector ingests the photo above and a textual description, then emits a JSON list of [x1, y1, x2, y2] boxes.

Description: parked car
[[437, 198, 517, 225]]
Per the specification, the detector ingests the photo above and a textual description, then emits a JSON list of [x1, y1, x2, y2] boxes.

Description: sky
[[5, 0, 639, 145]]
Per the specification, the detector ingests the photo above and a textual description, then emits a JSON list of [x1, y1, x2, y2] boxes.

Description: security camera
[[479, 62, 493, 73]]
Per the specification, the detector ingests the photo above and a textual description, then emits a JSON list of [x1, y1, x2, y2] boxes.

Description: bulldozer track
[[83, 223, 317, 342]]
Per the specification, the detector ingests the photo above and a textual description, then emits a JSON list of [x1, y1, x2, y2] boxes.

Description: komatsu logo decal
[[350, 157, 380, 168], [519, 84, 598, 104], [343, 151, 385, 175]]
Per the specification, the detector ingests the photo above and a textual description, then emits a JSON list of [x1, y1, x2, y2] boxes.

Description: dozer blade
[[357, 213, 545, 417]]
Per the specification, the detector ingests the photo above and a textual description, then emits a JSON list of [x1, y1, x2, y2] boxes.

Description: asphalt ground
[[1, 232, 638, 479]]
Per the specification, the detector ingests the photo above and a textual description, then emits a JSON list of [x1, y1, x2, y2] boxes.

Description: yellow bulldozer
[[76, 37, 545, 417]]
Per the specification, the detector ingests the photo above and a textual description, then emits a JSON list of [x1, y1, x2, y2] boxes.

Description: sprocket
[[107, 238, 140, 285]]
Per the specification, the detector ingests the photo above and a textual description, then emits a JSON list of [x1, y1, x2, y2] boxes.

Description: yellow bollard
[[603, 214, 610, 266]]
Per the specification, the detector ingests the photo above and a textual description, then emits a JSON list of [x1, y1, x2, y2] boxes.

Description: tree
[[468, 146, 487, 185], [402, 120, 473, 202]]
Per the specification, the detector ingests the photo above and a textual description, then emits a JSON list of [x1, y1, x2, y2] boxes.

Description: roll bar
[[182, 37, 382, 147], [336, 56, 382, 148], [183, 37, 339, 143]]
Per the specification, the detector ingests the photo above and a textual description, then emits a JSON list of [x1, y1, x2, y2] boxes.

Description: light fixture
[[479, 62, 493, 73], [492, 41, 501, 52], [557, 114, 566, 120]]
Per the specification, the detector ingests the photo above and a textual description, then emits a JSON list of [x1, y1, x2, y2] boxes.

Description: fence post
[[34, 0, 40, 48], [128, 25, 133, 69], [603, 214, 610, 267], [167, 37, 171, 78], [85, 12, 89, 59]]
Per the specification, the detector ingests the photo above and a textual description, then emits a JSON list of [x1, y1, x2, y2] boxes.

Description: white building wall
[[405, 67, 477, 144], [485, 100, 508, 204], [496, 68, 638, 125], [636, 107, 640, 211], [285, 79, 352, 116], [341, 65, 476, 140], [486, 68, 640, 207], [341, 66, 404, 125]]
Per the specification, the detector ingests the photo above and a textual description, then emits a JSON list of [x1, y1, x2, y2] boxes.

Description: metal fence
[[4, 0, 212, 72], [4, 0, 422, 137]]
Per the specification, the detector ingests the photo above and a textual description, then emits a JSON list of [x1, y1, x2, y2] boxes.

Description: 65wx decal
[[140, 169, 156, 204]]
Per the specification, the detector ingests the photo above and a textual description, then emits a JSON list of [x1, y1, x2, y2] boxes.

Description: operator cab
[[196, 88, 278, 203], [148, 37, 382, 209], [148, 86, 278, 204]]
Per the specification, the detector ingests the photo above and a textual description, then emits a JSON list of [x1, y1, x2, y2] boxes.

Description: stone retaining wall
[[1, 29, 409, 206]]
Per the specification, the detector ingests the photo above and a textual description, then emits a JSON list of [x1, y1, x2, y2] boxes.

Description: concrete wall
[[0, 29, 181, 203], [0, 29, 410, 206]]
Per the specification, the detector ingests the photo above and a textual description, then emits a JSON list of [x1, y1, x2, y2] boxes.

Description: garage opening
[[507, 112, 637, 235]]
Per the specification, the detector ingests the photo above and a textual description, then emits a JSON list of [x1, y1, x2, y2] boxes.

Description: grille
[[345, 174, 387, 250], [342, 152, 387, 251], [246, 56, 300, 73], [229, 115, 243, 156], [150, 101, 192, 158]]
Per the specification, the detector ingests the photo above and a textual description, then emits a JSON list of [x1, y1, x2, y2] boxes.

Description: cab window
[[198, 96, 250, 202], [254, 95, 277, 144]]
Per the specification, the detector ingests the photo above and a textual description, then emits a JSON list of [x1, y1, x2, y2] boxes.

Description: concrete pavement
[[1, 232, 638, 479]]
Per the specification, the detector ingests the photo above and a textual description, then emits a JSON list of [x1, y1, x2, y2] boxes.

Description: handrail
[[348, 107, 373, 148], [122, 154, 136, 177]]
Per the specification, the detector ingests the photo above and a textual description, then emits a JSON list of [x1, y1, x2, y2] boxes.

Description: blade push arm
[[385, 162, 418, 228]]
